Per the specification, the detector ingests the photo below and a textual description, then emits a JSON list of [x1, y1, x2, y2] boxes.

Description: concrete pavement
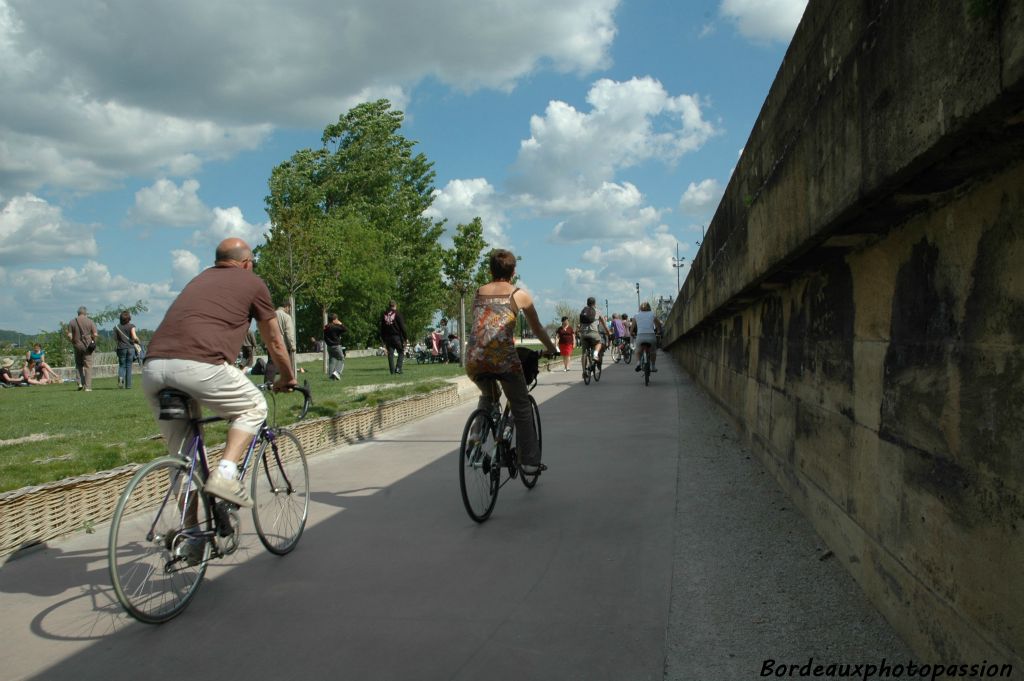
[[0, 355, 911, 680]]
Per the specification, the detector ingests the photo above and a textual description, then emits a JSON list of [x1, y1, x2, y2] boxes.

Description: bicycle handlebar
[[259, 380, 313, 421]]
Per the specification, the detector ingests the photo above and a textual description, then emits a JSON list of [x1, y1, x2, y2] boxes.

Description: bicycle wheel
[[460, 409, 499, 522], [610, 343, 621, 363], [582, 352, 591, 385], [251, 427, 309, 555], [519, 395, 543, 489], [594, 356, 602, 382], [643, 351, 651, 386], [623, 344, 633, 364], [109, 456, 212, 624]]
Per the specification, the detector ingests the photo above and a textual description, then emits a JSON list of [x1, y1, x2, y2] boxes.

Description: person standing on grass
[[379, 300, 408, 375], [114, 310, 141, 389], [276, 301, 297, 374], [324, 313, 347, 380], [67, 306, 98, 391], [142, 237, 296, 508]]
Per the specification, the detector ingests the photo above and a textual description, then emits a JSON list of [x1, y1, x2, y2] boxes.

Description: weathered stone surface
[[665, 0, 1024, 667]]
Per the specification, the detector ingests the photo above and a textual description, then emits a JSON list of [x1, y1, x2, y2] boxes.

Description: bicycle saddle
[[157, 388, 192, 420]]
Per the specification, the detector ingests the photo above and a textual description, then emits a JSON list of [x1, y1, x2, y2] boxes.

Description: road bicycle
[[580, 345, 602, 385], [637, 342, 655, 386], [459, 348, 548, 523], [108, 382, 312, 624]]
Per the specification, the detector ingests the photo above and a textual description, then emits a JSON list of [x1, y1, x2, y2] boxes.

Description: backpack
[[579, 305, 596, 325], [383, 310, 398, 331]]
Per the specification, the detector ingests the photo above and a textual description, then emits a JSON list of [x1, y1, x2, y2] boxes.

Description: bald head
[[215, 238, 252, 265]]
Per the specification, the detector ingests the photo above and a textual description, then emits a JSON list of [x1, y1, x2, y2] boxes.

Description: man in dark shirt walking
[[379, 300, 408, 374]]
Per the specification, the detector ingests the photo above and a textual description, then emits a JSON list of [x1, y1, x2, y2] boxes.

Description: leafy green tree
[[442, 218, 488, 364], [262, 100, 445, 354], [319, 100, 445, 335]]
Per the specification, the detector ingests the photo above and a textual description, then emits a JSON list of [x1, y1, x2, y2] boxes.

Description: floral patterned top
[[466, 289, 522, 379]]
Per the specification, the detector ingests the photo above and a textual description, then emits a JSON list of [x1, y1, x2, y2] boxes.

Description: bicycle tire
[[519, 395, 543, 489], [251, 427, 309, 555], [610, 344, 621, 364], [582, 352, 591, 385], [109, 456, 212, 624], [623, 344, 633, 364], [459, 409, 499, 522], [643, 351, 651, 386], [594, 356, 602, 382]]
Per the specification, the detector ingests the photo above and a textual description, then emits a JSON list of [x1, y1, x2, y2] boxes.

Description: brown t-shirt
[[146, 265, 276, 365]]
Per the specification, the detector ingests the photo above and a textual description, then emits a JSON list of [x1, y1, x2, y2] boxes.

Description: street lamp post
[[604, 299, 609, 318], [635, 282, 641, 308], [672, 242, 686, 290]]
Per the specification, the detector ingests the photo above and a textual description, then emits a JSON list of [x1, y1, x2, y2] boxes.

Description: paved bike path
[[0, 356, 909, 680], [0, 359, 677, 680]]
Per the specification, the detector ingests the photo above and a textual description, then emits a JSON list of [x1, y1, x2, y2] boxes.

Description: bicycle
[[636, 341, 655, 386], [580, 344, 602, 385], [108, 382, 312, 624], [610, 339, 621, 364], [620, 337, 633, 364], [459, 348, 550, 523]]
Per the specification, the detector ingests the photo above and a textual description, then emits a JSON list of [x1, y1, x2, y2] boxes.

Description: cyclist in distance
[[576, 296, 610, 366], [631, 301, 664, 372], [465, 249, 558, 474], [610, 313, 629, 354], [142, 237, 297, 508]]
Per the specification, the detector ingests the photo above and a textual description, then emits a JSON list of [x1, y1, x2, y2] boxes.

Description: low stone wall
[[664, 0, 1023, 667], [0, 378, 475, 558]]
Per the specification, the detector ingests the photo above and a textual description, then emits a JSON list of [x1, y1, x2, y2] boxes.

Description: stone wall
[[664, 0, 1024, 666]]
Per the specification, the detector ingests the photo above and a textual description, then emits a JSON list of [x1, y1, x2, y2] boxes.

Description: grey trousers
[[327, 344, 345, 376], [74, 348, 93, 389], [473, 371, 539, 466]]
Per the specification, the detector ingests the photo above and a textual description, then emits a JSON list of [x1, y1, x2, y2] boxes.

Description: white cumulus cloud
[[170, 249, 201, 290], [0, 0, 620, 196], [0, 260, 177, 331], [679, 178, 723, 215], [511, 77, 718, 200], [720, 0, 807, 43], [0, 194, 98, 265], [425, 178, 509, 247], [196, 206, 267, 249], [130, 178, 211, 227]]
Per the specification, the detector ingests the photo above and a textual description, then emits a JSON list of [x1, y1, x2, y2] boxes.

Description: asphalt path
[[0, 355, 910, 680]]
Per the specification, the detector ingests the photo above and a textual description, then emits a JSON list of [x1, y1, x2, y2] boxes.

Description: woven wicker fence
[[0, 383, 466, 558]]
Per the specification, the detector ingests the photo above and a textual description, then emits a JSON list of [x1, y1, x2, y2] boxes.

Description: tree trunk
[[458, 291, 466, 367], [288, 291, 297, 376], [321, 305, 328, 375]]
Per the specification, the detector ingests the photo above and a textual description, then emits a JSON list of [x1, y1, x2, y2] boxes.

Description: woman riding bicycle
[[465, 249, 558, 474], [631, 301, 663, 372]]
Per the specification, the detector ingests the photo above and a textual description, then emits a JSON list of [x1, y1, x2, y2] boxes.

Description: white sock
[[217, 460, 238, 479]]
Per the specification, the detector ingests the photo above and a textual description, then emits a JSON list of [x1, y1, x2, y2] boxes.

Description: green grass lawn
[[0, 355, 465, 493]]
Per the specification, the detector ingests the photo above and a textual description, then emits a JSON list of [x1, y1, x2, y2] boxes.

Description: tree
[[442, 218, 488, 365], [261, 100, 446, 354], [319, 100, 445, 335]]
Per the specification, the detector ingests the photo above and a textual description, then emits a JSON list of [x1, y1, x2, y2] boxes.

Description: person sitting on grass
[[20, 359, 49, 385], [0, 358, 24, 386], [26, 343, 60, 383]]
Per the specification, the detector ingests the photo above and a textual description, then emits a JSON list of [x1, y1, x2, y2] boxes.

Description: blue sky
[[0, 0, 806, 334]]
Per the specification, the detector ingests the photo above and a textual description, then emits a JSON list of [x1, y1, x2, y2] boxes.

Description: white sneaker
[[204, 470, 253, 508]]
